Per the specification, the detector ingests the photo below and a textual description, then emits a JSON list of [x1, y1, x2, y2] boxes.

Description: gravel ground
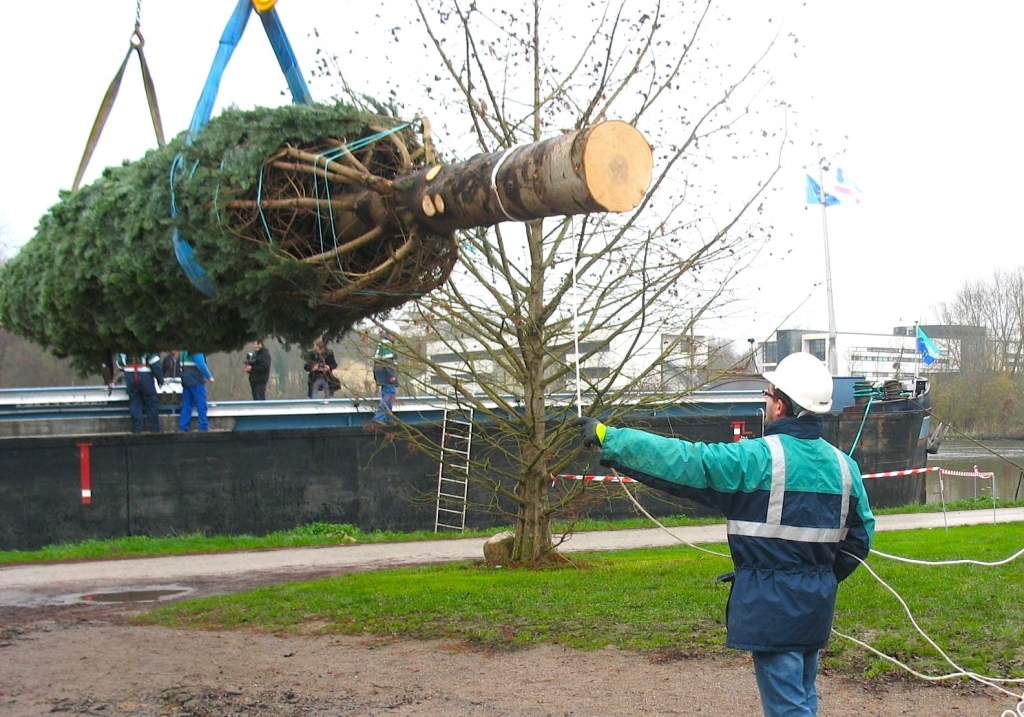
[[0, 590, 1014, 716], [0, 610, 1009, 716], [3, 513, 1023, 716]]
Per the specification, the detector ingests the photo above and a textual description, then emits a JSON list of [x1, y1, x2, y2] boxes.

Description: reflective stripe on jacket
[[599, 415, 874, 652], [115, 354, 164, 388], [116, 353, 161, 373]]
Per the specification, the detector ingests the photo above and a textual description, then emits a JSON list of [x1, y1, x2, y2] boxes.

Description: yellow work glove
[[572, 417, 607, 447]]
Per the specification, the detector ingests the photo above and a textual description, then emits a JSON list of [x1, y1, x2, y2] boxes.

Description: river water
[[923, 438, 1024, 503]]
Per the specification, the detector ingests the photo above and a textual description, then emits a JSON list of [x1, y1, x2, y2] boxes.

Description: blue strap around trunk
[[174, 0, 313, 296]]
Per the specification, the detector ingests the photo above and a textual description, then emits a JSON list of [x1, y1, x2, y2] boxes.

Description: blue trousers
[[310, 377, 332, 399], [374, 384, 397, 422], [180, 383, 210, 432], [752, 650, 820, 717], [126, 379, 160, 433]]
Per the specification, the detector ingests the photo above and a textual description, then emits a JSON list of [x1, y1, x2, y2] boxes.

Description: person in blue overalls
[[372, 327, 400, 424], [179, 351, 215, 432], [115, 353, 165, 434]]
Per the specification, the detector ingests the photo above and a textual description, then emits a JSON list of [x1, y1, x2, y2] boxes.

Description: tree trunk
[[513, 220, 554, 564], [392, 121, 652, 234]]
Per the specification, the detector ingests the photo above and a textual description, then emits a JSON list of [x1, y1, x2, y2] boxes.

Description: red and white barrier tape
[[861, 467, 940, 480], [558, 474, 636, 483], [935, 465, 995, 479], [861, 466, 995, 480]]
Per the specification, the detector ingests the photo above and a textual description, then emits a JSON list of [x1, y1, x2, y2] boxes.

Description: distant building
[[759, 325, 985, 379], [398, 321, 987, 397], [420, 328, 711, 395], [657, 332, 711, 391]]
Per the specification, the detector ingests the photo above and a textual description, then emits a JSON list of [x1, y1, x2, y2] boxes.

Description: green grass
[[2, 498, 1021, 566], [1, 499, 1021, 565], [138, 523, 1024, 681], [873, 496, 1024, 515], [0, 514, 726, 565], [828, 524, 1024, 678], [5, 501, 1021, 683]]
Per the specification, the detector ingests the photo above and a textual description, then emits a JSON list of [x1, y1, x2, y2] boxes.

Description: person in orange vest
[[115, 353, 165, 434]]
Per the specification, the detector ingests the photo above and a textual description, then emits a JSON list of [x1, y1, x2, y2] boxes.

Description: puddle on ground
[[80, 587, 189, 603], [0, 584, 195, 608]]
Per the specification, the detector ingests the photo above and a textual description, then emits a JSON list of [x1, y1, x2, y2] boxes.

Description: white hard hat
[[762, 352, 833, 413]]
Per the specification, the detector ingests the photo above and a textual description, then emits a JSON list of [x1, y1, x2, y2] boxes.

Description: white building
[[758, 325, 983, 379], [417, 328, 713, 396], [399, 322, 983, 398]]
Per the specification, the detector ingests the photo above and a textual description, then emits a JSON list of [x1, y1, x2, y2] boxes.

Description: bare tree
[[931, 267, 1024, 434], [0, 328, 98, 387], [938, 268, 1024, 374], [327, 0, 793, 562]]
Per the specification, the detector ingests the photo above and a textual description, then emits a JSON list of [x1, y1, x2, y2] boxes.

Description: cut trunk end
[[395, 120, 653, 234], [583, 120, 654, 212]]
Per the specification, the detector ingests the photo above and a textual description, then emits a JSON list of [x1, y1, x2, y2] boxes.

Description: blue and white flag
[[916, 326, 942, 366], [806, 174, 840, 206], [829, 167, 862, 204]]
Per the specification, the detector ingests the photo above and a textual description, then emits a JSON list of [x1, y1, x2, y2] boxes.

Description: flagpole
[[816, 150, 839, 376], [913, 320, 919, 377]]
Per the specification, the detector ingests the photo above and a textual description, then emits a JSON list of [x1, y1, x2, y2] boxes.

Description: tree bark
[[392, 121, 652, 234], [513, 219, 554, 564]]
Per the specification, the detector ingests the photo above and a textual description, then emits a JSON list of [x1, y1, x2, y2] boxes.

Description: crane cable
[[72, 0, 164, 191]]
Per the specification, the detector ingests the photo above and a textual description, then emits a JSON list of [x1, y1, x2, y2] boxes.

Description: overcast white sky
[[1, 1, 1020, 345], [761, 1, 1024, 339]]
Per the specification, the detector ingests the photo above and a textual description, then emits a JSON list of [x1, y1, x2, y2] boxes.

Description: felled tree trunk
[[391, 121, 653, 234], [0, 102, 652, 375]]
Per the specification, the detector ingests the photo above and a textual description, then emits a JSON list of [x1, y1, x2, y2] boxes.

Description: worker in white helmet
[[574, 352, 874, 717]]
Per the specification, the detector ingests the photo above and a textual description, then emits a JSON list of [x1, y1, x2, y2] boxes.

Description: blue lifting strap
[[172, 227, 218, 297], [174, 0, 313, 296], [257, 7, 313, 108]]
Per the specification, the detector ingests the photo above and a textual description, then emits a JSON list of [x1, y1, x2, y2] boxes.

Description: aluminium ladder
[[434, 399, 474, 532]]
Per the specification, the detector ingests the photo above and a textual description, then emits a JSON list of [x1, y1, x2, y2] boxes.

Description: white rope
[[838, 551, 1024, 703], [614, 476, 731, 560], [572, 262, 582, 416], [611, 469, 1024, 708], [870, 545, 1024, 567], [489, 146, 520, 221], [833, 627, 1024, 703]]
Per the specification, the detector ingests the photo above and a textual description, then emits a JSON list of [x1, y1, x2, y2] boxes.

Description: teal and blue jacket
[[599, 414, 874, 652], [179, 351, 214, 388]]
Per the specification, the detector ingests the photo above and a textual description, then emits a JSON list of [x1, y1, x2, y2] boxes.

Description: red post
[[77, 442, 92, 504], [731, 421, 753, 441]]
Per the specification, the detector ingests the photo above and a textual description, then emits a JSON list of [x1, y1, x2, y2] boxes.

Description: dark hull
[[833, 395, 931, 509], [0, 387, 930, 551]]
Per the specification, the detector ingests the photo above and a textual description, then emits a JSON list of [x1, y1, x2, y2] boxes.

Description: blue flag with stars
[[916, 326, 942, 366], [806, 174, 840, 206]]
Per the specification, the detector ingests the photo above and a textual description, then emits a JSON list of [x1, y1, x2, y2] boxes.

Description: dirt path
[[3, 513, 1024, 715], [0, 601, 1012, 716]]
